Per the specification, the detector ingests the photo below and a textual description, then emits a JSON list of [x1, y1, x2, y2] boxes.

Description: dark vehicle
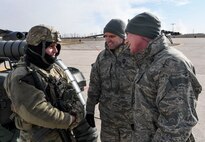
[[0, 29, 27, 41]]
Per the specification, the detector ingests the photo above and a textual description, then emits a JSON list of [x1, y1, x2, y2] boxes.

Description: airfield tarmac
[[59, 38, 205, 142]]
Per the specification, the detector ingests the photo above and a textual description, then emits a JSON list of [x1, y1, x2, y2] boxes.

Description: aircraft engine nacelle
[[2, 32, 26, 40]]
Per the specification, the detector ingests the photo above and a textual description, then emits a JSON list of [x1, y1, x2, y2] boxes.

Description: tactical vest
[[12, 63, 84, 141], [21, 65, 83, 119]]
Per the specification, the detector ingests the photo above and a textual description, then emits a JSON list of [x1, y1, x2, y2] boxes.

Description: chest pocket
[[99, 61, 113, 80]]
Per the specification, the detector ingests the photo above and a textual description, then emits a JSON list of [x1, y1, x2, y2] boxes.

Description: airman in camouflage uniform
[[86, 19, 137, 142], [3, 25, 92, 142], [126, 12, 202, 142]]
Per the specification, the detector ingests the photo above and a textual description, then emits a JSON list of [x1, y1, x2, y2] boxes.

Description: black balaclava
[[25, 41, 61, 70]]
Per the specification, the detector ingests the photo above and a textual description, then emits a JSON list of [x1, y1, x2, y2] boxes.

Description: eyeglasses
[[103, 34, 117, 38]]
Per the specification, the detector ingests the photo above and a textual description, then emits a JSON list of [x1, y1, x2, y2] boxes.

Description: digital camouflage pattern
[[26, 25, 61, 46], [131, 35, 202, 142], [3, 57, 84, 142], [86, 43, 137, 142]]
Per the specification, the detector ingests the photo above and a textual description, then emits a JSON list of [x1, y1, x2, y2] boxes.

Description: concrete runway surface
[[59, 38, 205, 142]]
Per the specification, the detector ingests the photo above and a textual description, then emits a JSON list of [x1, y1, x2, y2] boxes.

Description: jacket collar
[[134, 35, 168, 65], [105, 43, 129, 56]]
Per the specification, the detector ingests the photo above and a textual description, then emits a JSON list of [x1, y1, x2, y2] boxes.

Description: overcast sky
[[0, 0, 204, 36]]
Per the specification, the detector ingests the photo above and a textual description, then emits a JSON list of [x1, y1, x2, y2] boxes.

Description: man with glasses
[[86, 19, 137, 142]]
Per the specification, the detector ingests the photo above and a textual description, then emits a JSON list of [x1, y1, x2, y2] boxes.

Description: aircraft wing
[[84, 34, 103, 38], [0, 29, 12, 36]]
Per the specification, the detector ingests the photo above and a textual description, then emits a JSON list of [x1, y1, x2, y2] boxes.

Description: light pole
[[171, 23, 175, 32]]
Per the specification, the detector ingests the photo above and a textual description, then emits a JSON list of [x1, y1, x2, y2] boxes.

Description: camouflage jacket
[[86, 43, 137, 125], [3, 57, 77, 141], [132, 35, 202, 142]]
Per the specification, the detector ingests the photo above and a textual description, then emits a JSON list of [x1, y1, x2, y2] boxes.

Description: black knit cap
[[126, 12, 161, 39], [103, 19, 125, 39]]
